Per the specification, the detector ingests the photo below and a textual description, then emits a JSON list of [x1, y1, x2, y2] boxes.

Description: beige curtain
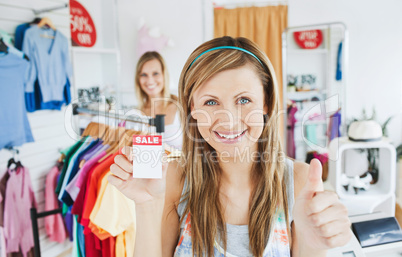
[[214, 5, 288, 144]]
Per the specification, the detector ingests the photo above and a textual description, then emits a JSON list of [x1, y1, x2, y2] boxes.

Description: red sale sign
[[70, 0, 96, 47], [133, 135, 162, 146], [293, 30, 323, 49]]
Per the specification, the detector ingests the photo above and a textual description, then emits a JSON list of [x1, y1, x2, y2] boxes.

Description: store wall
[[288, 0, 402, 145], [0, 0, 75, 256]]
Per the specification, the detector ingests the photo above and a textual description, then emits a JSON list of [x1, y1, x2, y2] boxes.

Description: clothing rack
[[33, 3, 69, 16], [30, 208, 63, 257], [29, 104, 165, 256], [72, 103, 166, 133]]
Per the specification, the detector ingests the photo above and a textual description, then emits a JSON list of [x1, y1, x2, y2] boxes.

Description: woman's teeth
[[147, 84, 156, 89], [216, 131, 245, 139]]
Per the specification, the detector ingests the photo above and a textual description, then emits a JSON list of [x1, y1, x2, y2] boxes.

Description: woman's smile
[[213, 129, 247, 144]]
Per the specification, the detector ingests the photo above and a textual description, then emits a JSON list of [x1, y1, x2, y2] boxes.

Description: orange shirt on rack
[[88, 171, 112, 240]]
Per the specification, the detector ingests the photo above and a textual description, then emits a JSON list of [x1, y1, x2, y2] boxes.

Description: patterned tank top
[[174, 158, 294, 257]]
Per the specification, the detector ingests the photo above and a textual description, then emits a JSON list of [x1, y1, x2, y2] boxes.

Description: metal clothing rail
[[30, 208, 63, 257], [33, 3, 69, 15], [72, 103, 166, 133]]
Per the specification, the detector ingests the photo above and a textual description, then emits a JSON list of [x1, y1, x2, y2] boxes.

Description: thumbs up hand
[[292, 159, 352, 255]]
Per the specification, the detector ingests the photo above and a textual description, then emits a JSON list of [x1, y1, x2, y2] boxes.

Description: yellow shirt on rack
[[90, 172, 136, 257], [88, 171, 112, 240]]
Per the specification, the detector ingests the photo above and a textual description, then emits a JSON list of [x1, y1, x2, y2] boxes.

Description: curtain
[[214, 5, 288, 144]]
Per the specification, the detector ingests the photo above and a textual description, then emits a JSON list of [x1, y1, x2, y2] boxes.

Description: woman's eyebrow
[[199, 94, 218, 99], [199, 91, 254, 99], [234, 91, 251, 98]]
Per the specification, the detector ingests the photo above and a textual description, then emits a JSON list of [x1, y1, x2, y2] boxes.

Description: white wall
[[288, 0, 402, 145], [116, 0, 204, 107]]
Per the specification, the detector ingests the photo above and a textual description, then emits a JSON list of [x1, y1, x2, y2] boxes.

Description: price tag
[[132, 135, 163, 179]]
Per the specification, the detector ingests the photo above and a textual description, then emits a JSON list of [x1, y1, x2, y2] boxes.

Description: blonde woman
[[135, 51, 182, 150], [109, 37, 352, 257]]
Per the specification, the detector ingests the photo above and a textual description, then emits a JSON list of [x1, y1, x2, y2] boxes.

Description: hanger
[[329, 107, 342, 117], [30, 17, 42, 25], [37, 17, 56, 39], [97, 129, 142, 163], [37, 17, 56, 31], [0, 38, 8, 54], [7, 148, 23, 170]]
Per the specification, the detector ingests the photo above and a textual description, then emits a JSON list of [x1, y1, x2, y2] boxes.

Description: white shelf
[[287, 90, 323, 101], [287, 49, 328, 54], [295, 136, 327, 142], [72, 47, 118, 54], [328, 137, 397, 219]]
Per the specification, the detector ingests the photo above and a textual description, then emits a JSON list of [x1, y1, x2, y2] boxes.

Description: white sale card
[[132, 135, 163, 179]]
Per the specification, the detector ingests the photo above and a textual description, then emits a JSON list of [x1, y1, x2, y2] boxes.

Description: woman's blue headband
[[189, 46, 263, 67]]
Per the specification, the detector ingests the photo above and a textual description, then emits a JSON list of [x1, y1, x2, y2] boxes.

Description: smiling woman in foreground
[[108, 36, 352, 257]]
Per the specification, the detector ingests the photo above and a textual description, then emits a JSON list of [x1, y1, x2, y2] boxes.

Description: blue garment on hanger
[[23, 26, 72, 102], [0, 52, 34, 149], [18, 24, 72, 111], [8, 45, 25, 59], [25, 79, 71, 112], [330, 111, 342, 140], [60, 139, 100, 206], [14, 23, 30, 51], [336, 42, 342, 81]]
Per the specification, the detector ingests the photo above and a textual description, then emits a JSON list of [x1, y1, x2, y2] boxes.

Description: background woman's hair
[[134, 51, 176, 110], [178, 36, 289, 257]]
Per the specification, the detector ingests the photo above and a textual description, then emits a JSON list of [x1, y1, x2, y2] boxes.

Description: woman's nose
[[145, 76, 154, 84], [214, 106, 242, 127]]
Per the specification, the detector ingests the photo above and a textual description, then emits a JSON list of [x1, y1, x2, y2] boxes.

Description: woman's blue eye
[[238, 98, 250, 104], [153, 72, 159, 76], [205, 100, 217, 106]]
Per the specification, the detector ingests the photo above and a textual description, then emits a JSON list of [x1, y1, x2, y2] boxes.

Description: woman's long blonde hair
[[178, 36, 289, 257], [134, 51, 177, 110]]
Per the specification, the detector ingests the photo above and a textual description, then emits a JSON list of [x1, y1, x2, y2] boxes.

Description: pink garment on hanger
[[75, 150, 107, 189], [45, 166, 67, 243], [0, 192, 6, 257], [136, 25, 169, 57], [0, 227, 6, 257], [3, 167, 36, 257]]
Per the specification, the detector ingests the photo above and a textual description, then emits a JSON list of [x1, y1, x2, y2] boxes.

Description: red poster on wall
[[293, 30, 323, 49], [70, 0, 96, 47]]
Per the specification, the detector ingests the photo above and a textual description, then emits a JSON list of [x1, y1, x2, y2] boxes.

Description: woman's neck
[[218, 150, 257, 191]]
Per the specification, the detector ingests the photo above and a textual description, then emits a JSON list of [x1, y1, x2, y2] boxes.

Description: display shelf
[[328, 137, 397, 219], [295, 136, 327, 142], [283, 23, 347, 162], [287, 49, 328, 54], [287, 90, 324, 101]]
